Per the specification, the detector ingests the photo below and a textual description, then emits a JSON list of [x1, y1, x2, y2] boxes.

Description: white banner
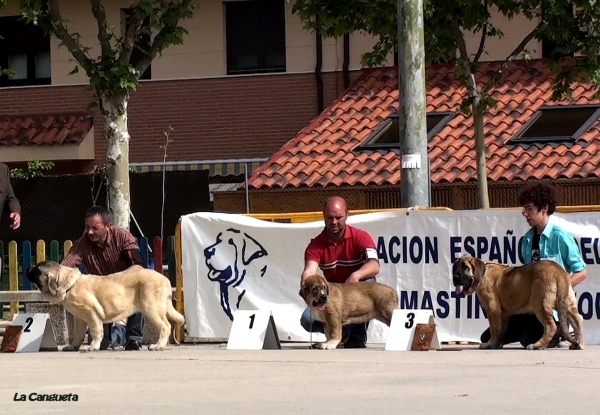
[[181, 209, 600, 344]]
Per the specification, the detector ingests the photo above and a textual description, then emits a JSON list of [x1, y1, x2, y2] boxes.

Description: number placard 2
[[226, 310, 281, 350], [385, 309, 441, 351], [10, 313, 58, 353]]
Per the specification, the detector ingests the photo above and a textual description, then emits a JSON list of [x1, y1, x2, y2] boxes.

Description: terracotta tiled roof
[[0, 113, 93, 147], [247, 59, 600, 189]]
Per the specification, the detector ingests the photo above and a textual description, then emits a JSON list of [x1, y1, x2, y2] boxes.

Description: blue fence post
[[22, 241, 33, 290], [139, 237, 149, 268]]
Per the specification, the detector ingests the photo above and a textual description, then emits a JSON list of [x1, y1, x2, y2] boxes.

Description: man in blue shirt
[[481, 183, 586, 348]]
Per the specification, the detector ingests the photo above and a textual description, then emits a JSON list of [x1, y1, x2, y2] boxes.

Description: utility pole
[[397, 0, 430, 208]]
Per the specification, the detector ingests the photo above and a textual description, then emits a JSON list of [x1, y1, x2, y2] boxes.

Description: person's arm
[[61, 241, 83, 268], [300, 260, 320, 284], [345, 260, 380, 283], [559, 232, 587, 287], [346, 229, 380, 283], [6, 179, 21, 216], [119, 231, 145, 267]]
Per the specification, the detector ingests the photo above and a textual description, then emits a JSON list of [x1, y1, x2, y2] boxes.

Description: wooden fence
[[0, 235, 177, 321]]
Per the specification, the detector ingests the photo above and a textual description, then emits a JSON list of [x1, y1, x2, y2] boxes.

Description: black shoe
[[99, 339, 112, 351], [124, 339, 142, 351], [343, 337, 366, 349], [547, 327, 563, 349]]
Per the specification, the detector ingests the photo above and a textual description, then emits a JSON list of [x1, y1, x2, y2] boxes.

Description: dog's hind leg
[[147, 312, 171, 351]]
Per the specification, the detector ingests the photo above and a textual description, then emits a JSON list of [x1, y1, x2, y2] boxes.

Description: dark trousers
[[299, 277, 375, 346], [480, 314, 559, 348], [100, 312, 145, 348]]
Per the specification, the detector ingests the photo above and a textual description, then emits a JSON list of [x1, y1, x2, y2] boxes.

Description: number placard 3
[[385, 309, 441, 351]]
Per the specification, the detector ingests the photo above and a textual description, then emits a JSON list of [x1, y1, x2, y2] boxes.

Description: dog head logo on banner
[[203, 228, 268, 320]]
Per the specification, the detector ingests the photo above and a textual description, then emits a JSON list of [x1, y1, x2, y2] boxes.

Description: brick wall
[[0, 70, 363, 173]]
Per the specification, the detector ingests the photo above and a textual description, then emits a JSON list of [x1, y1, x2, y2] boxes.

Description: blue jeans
[[101, 312, 145, 347], [300, 277, 375, 345]]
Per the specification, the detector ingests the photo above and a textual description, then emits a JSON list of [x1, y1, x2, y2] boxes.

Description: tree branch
[[90, 0, 112, 59], [136, 0, 194, 75], [47, 0, 94, 72], [481, 22, 542, 95], [117, 8, 145, 66], [450, 15, 479, 100], [473, 0, 488, 63]]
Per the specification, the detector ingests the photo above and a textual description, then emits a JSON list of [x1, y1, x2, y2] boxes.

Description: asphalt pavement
[[1, 342, 599, 415]]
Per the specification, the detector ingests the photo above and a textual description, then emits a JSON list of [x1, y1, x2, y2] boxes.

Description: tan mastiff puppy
[[452, 256, 584, 350], [27, 260, 185, 352], [299, 274, 398, 350]]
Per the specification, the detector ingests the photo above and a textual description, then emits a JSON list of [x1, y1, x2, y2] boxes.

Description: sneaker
[[124, 339, 142, 351], [343, 337, 366, 349]]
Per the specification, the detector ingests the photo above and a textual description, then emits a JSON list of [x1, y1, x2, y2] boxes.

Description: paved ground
[[1, 342, 599, 414]]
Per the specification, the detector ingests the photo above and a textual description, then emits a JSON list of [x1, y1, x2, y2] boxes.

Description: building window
[[225, 0, 286, 75], [541, 4, 575, 58], [121, 9, 152, 80], [0, 16, 51, 87], [361, 112, 454, 150], [512, 106, 600, 144]]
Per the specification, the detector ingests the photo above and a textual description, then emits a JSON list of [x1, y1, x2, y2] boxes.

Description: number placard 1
[[226, 310, 281, 350], [385, 309, 441, 351], [10, 313, 58, 353]]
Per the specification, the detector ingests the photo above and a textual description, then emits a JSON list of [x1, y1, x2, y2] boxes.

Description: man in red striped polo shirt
[[61, 206, 145, 351], [300, 196, 380, 348]]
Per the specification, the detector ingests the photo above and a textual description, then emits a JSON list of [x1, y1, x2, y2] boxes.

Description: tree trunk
[[100, 93, 131, 230], [472, 102, 490, 209]]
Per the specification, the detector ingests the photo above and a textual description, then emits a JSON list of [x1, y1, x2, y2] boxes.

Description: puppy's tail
[[555, 276, 580, 348]]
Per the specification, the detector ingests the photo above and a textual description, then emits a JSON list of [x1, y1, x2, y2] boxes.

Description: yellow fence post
[[8, 241, 18, 320], [36, 240, 46, 264], [174, 221, 184, 344], [64, 241, 73, 259]]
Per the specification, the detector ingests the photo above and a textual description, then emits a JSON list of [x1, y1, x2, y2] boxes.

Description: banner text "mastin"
[[400, 290, 600, 320]]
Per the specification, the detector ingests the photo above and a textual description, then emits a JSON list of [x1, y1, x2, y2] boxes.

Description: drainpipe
[[343, 32, 350, 89], [315, 23, 324, 114]]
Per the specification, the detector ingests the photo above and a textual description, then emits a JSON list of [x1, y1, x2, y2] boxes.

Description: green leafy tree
[[10, 161, 55, 180], [291, 0, 600, 208], [19, 0, 194, 228]]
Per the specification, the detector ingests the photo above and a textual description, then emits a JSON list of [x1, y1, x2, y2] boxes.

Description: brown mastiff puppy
[[452, 256, 584, 350], [299, 274, 398, 350], [27, 260, 185, 352]]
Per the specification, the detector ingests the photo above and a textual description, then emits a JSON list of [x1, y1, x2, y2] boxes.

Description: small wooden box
[[1, 325, 23, 353], [410, 323, 436, 351]]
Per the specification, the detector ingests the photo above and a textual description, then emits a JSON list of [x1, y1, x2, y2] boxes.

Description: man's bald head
[[323, 196, 348, 242], [323, 196, 347, 214]]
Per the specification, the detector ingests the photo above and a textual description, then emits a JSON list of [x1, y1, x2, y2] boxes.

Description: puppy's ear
[[299, 281, 307, 301], [27, 266, 42, 286], [473, 258, 486, 279], [48, 271, 64, 296]]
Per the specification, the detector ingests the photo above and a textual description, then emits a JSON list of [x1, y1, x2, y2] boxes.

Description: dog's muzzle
[[312, 291, 328, 309], [453, 276, 474, 295]]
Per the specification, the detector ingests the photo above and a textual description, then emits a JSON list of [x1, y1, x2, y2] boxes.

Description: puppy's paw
[[79, 345, 100, 352], [148, 344, 164, 351], [569, 343, 583, 350], [320, 340, 340, 350], [62, 345, 79, 352], [479, 342, 494, 349], [526, 343, 545, 350]]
